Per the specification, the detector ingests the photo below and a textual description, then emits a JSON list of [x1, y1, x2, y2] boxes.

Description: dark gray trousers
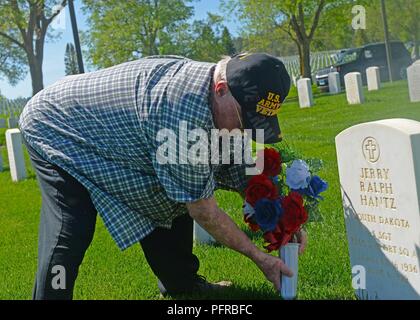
[[25, 142, 199, 300]]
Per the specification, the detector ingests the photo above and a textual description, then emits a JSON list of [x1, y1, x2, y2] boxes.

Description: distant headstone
[[336, 119, 420, 300], [194, 221, 215, 245], [345, 72, 365, 105], [297, 78, 314, 108], [367, 67, 381, 91], [408, 60, 420, 103], [0, 118, 6, 128], [328, 72, 341, 94], [6, 129, 27, 182], [8, 117, 18, 128]]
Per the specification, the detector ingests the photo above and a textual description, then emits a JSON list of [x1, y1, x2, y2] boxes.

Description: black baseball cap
[[226, 53, 291, 144]]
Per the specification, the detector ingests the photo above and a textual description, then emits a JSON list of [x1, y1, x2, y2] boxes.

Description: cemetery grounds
[[1, 80, 419, 300]]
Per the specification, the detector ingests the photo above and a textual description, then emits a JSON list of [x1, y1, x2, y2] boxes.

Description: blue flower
[[296, 176, 328, 199], [254, 198, 284, 232], [286, 160, 311, 190]]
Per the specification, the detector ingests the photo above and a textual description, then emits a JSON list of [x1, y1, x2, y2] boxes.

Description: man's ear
[[214, 81, 229, 97]]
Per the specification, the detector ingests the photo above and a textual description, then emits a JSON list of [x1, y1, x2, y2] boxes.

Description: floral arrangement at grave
[[243, 143, 328, 252]]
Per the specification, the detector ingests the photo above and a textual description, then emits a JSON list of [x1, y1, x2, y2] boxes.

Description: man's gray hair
[[214, 56, 231, 83]]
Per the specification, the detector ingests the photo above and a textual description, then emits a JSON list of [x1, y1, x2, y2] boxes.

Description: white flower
[[243, 201, 256, 218], [286, 160, 311, 190]]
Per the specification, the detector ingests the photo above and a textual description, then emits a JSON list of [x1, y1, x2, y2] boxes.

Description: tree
[[221, 27, 236, 56], [82, 0, 194, 68], [188, 14, 226, 62], [64, 43, 78, 75], [387, 0, 420, 59], [0, 36, 27, 85], [222, 0, 373, 78], [0, 0, 67, 96], [223, 0, 330, 78]]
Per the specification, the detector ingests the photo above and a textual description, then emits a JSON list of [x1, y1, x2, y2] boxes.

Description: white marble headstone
[[336, 119, 420, 300], [6, 129, 27, 182], [408, 60, 420, 103], [328, 72, 341, 94], [194, 221, 216, 245], [345, 72, 365, 105], [297, 78, 314, 108], [366, 67, 381, 91]]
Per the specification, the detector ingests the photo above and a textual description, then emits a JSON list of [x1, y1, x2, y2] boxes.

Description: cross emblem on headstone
[[365, 139, 377, 161]]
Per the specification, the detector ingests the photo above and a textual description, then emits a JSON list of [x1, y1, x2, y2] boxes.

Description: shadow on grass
[[162, 284, 280, 301]]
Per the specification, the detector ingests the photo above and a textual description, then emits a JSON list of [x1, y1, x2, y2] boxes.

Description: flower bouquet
[[243, 146, 328, 299]]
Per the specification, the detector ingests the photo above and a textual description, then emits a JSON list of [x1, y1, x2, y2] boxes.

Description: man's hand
[[256, 253, 293, 291], [187, 197, 293, 292]]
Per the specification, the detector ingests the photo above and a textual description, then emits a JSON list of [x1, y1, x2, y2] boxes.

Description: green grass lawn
[[1, 80, 419, 300]]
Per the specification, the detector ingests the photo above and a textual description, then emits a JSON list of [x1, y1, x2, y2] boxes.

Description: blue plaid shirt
[[19, 56, 249, 250]]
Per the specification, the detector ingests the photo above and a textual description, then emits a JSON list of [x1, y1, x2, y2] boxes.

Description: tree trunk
[[414, 33, 419, 60], [299, 41, 312, 80], [28, 54, 44, 96]]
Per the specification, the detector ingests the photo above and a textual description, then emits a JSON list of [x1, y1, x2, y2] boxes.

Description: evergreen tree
[[221, 27, 236, 56], [65, 43, 79, 76]]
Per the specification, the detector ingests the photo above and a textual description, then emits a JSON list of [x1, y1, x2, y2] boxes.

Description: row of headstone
[[0, 98, 28, 116], [336, 118, 420, 300], [296, 68, 375, 108], [0, 117, 19, 129], [0, 129, 27, 182], [342, 66, 381, 105], [297, 60, 420, 108]]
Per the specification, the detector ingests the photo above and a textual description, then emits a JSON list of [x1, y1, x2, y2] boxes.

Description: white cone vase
[[279, 243, 300, 300], [193, 221, 215, 245]]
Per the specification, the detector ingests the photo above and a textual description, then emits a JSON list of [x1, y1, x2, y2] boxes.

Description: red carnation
[[280, 192, 308, 234], [256, 148, 282, 177], [245, 174, 278, 207], [263, 224, 291, 252]]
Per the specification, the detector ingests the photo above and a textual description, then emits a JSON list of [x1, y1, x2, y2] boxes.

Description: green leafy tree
[[82, 0, 194, 68], [0, 36, 27, 85], [188, 14, 226, 62], [64, 42, 79, 75], [387, 0, 420, 59], [222, 0, 374, 77], [0, 0, 67, 95], [221, 26, 236, 55], [223, 0, 331, 78]]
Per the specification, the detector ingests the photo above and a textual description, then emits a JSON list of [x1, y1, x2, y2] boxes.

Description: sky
[[0, 0, 240, 99]]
